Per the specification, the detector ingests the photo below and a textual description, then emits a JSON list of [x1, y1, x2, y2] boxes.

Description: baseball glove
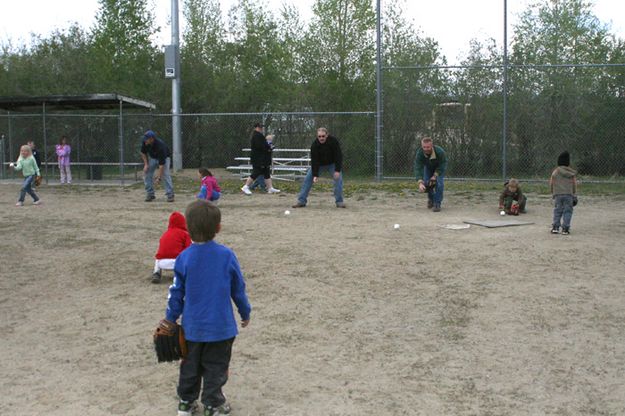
[[34, 176, 42, 187], [153, 319, 187, 362]]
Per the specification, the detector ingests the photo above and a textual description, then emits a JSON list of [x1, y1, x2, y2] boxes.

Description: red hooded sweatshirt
[[155, 212, 192, 259]]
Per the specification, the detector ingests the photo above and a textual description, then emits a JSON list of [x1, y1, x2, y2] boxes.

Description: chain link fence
[[2, 65, 624, 184], [381, 65, 625, 181], [0, 112, 376, 181]]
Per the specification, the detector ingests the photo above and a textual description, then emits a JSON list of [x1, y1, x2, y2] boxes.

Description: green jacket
[[414, 145, 447, 182], [14, 155, 40, 177]]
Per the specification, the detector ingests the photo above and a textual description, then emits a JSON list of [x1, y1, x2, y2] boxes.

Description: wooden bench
[[227, 148, 310, 181]]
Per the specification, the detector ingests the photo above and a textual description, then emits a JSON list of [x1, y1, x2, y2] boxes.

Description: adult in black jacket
[[292, 127, 345, 208], [241, 123, 280, 195]]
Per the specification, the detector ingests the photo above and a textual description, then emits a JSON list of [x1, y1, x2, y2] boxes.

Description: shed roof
[[0, 93, 156, 111]]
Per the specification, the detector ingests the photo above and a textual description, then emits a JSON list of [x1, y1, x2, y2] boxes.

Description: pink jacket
[[55, 144, 71, 166], [200, 175, 221, 196]]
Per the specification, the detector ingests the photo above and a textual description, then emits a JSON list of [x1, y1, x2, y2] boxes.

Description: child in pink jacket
[[197, 168, 221, 202], [55, 136, 72, 184]]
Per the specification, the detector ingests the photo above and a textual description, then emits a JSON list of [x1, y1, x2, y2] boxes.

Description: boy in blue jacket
[[164, 200, 251, 416]]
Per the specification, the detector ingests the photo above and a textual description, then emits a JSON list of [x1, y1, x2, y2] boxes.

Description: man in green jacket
[[414, 137, 447, 212]]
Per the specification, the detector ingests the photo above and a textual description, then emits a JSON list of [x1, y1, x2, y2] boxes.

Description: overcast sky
[[1, 0, 624, 64]]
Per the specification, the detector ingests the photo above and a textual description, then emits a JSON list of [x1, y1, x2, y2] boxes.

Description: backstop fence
[[1, 68, 624, 183]]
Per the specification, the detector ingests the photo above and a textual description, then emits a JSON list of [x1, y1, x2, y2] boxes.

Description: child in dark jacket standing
[[152, 212, 192, 284], [550, 151, 577, 235], [197, 168, 222, 202], [164, 200, 251, 416]]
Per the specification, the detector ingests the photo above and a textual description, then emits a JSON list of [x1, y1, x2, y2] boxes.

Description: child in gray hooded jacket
[[550, 151, 577, 235]]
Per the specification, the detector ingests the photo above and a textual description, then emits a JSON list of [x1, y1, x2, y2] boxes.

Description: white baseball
[[284, 210, 290, 215], [500, 210, 506, 216], [394, 223, 400, 229]]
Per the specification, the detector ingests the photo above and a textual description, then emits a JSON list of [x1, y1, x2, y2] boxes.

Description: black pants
[[178, 338, 234, 407]]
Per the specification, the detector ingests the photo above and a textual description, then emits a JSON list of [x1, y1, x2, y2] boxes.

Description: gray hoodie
[[550, 166, 577, 196]]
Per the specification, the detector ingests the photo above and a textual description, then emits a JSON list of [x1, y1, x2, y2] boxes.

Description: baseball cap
[[144, 130, 156, 139]]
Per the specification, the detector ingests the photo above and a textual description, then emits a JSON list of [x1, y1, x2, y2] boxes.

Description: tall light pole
[[375, 0, 383, 181], [502, 0, 508, 180], [171, 0, 182, 171]]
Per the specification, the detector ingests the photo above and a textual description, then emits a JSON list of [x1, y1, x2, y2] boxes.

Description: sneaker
[[15, 201, 23, 207], [178, 400, 199, 416], [551, 227, 559, 234], [167, 195, 175, 203], [427, 199, 434, 209], [204, 402, 231, 416], [267, 187, 281, 194], [151, 271, 162, 284], [336, 202, 346, 208], [292, 202, 306, 208], [241, 185, 252, 195], [145, 195, 155, 202], [33, 200, 42, 205], [561, 227, 570, 235], [433, 203, 441, 212]]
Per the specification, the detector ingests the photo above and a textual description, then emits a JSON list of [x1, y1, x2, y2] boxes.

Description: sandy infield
[[1, 178, 624, 415]]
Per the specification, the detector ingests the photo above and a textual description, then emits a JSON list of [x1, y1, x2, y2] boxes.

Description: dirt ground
[[1, 176, 625, 416]]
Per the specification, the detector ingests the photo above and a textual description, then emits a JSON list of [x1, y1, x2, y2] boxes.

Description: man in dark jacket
[[27, 140, 42, 169], [141, 130, 174, 202], [241, 123, 280, 195], [414, 136, 447, 212], [292, 127, 345, 208]]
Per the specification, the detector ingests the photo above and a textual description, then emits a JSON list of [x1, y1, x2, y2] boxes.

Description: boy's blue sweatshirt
[[166, 240, 251, 342]]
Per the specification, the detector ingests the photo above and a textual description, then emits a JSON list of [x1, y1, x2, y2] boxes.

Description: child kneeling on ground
[[499, 178, 527, 215], [152, 212, 191, 284], [197, 168, 222, 202], [163, 200, 251, 416]]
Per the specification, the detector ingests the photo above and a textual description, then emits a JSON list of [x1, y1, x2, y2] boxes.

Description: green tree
[[381, 0, 449, 176], [300, 0, 376, 111], [509, 0, 619, 175], [90, 0, 161, 99]]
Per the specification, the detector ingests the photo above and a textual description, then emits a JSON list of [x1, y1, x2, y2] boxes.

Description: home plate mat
[[463, 219, 534, 228], [440, 223, 472, 230]]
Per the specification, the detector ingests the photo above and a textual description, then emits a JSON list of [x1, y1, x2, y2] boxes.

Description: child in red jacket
[[152, 211, 192, 283]]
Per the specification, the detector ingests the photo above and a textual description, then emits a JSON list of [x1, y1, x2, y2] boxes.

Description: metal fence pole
[[375, 0, 383, 181], [42, 102, 48, 181], [119, 99, 125, 186]]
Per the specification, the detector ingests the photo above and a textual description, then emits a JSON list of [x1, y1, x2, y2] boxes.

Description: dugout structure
[[0, 94, 155, 184]]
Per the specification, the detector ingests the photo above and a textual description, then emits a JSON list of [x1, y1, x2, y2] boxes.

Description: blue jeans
[[553, 194, 574, 229], [19, 175, 39, 202], [297, 164, 343, 205], [144, 157, 173, 198], [210, 191, 221, 201], [423, 167, 444, 204], [249, 175, 266, 191]]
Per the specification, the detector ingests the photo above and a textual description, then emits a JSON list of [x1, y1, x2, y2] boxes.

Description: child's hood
[[556, 166, 577, 178], [168, 211, 188, 231]]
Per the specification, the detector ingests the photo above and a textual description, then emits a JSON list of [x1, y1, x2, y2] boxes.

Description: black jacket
[[32, 148, 42, 168], [310, 135, 342, 177], [250, 130, 272, 167], [141, 137, 171, 165]]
